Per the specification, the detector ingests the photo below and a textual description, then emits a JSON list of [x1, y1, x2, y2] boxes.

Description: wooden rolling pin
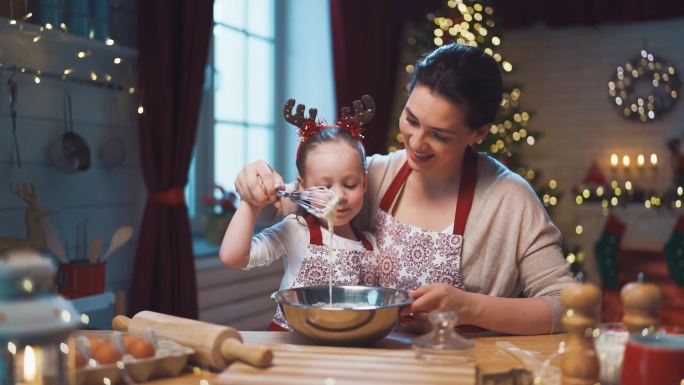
[[112, 311, 273, 368]]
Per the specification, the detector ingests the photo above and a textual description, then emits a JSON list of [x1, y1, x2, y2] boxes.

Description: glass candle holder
[[0, 250, 81, 385]]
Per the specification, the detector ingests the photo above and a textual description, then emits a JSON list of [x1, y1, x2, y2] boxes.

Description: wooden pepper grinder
[[560, 280, 601, 385], [621, 272, 663, 334]]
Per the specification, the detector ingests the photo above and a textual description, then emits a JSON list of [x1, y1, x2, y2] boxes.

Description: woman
[[235, 44, 573, 335]]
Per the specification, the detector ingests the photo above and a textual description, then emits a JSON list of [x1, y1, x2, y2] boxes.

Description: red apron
[[369, 146, 478, 290], [268, 215, 374, 331], [367, 146, 484, 332]]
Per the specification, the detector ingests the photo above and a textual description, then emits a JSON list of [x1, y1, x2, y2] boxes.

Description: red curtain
[[129, 0, 212, 318], [330, 0, 406, 156]]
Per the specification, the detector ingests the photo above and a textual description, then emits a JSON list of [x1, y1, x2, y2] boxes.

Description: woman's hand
[[234, 160, 284, 208], [403, 283, 474, 323], [403, 284, 555, 334]]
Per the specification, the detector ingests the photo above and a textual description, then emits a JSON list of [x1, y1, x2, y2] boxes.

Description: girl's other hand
[[234, 160, 285, 209]]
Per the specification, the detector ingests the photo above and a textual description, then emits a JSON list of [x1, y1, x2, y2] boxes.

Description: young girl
[[219, 97, 378, 331]]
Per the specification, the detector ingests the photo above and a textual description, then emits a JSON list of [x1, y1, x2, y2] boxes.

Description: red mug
[[621, 334, 684, 385]]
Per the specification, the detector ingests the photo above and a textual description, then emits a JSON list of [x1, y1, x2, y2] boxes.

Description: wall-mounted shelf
[[0, 16, 138, 92]]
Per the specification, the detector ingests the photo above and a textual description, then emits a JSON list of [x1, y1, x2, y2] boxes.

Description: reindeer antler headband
[[283, 95, 376, 145]]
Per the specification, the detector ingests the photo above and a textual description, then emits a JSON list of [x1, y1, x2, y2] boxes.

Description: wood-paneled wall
[[196, 257, 284, 330], [0, 18, 142, 294]]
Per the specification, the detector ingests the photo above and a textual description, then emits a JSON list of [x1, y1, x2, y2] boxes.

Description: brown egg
[[91, 343, 122, 364], [87, 337, 104, 349], [75, 351, 87, 368], [123, 335, 136, 351], [128, 338, 155, 359]]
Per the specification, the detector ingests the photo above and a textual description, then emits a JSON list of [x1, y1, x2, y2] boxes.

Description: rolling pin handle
[[220, 338, 274, 368], [112, 315, 132, 332]]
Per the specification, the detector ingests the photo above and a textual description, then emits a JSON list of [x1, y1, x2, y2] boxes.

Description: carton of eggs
[[74, 330, 194, 384]]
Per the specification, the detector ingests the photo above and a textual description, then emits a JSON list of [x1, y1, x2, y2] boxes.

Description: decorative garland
[[608, 49, 681, 123]]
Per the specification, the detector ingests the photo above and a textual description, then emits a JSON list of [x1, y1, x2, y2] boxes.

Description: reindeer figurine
[[0, 183, 54, 255]]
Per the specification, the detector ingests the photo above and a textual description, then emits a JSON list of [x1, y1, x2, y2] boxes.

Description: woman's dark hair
[[409, 43, 503, 130], [295, 127, 367, 177]]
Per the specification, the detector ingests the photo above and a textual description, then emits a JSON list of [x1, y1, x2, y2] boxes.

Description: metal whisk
[[276, 187, 339, 218]]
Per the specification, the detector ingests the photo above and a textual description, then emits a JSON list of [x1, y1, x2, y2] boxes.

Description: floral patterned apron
[[269, 215, 375, 330], [368, 146, 478, 292]]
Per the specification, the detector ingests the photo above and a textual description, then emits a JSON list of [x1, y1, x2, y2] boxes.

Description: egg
[[128, 338, 156, 359], [87, 336, 104, 349], [75, 351, 87, 368], [91, 343, 122, 365], [123, 335, 136, 351]]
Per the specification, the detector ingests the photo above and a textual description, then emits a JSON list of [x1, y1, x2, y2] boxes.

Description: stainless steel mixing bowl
[[270, 285, 412, 345]]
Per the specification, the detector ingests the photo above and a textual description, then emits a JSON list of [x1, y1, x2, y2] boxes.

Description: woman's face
[[399, 83, 488, 176], [299, 141, 367, 227]]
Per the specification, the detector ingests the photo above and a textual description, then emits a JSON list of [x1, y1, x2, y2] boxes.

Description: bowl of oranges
[[74, 330, 193, 384]]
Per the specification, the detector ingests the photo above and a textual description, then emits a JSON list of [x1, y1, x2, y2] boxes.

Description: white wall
[[498, 18, 684, 282], [0, 18, 142, 294]]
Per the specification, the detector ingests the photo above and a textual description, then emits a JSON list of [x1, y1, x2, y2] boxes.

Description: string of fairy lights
[[575, 152, 683, 210], [0, 13, 142, 114]]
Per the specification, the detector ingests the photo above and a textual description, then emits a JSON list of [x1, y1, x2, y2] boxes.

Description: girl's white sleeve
[[243, 215, 298, 269]]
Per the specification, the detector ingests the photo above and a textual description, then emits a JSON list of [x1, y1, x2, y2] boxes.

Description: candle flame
[[24, 345, 37, 381], [610, 153, 618, 167], [637, 154, 645, 167]]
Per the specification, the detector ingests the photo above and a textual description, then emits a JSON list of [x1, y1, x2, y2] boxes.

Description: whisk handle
[[276, 189, 299, 200]]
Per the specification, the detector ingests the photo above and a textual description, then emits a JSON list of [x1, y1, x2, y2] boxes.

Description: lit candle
[[650, 153, 658, 167], [622, 155, 630, 168], [610, 153, 619, 169], [18, 345, 43, 385], [637, 154, 645, 168]]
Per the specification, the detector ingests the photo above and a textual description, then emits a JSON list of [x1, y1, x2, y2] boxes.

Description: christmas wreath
[[608, 50, 681, 123]]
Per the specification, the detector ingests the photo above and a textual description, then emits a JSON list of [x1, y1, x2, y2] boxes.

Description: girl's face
[[298, 141, 367, 227], [399, 83, 489, 177]]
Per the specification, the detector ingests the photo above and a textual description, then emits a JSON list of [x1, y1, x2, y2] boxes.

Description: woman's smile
[[407, 146, 435, 163]]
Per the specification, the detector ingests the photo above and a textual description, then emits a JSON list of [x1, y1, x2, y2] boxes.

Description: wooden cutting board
[[141, 332, 566, 385], [216, 343, 475, 385]]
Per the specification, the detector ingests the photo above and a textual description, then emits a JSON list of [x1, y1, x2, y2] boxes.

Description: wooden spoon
[[88, 236, 102, 264], [99, 226, 133, 263]]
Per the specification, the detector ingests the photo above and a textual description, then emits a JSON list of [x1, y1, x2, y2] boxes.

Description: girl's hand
[[403, 283, 473, 323], [234, 160, 284, 208]]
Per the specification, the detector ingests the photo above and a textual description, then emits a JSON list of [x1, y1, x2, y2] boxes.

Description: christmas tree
[[388, 0, 582, 272]]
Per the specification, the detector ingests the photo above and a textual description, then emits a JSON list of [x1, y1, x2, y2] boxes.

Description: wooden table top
[[144, 331, 565, 385]]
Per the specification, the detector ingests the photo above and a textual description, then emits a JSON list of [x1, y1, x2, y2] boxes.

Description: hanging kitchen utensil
[[49, 92, 91, 172], [99, 225, 133, 263], [7, 73, 22, 167], [99, 97, 126, 168]]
